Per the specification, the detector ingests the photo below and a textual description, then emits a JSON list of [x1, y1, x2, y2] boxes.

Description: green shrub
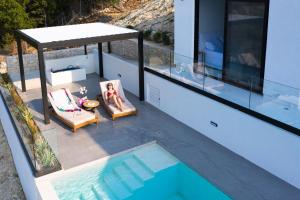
[[35, 141, 57, 167], [162, 32, 171, 45], [153, 32, 162, 43], [0, 0, 33, 48], [17, 104, 33, 122], [144, 30, 152, 40], [126, 25, 134, 29]]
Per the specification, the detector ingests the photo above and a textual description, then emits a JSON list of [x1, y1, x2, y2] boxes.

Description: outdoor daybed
[[48, 88, 99, 132]]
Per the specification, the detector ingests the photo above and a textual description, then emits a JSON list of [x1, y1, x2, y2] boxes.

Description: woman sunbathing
[[105, 82, 124, 111]]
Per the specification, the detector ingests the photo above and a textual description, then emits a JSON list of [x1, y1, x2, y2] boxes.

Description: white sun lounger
[[48, 88, 99, 132], [99, 80, 137, 120]]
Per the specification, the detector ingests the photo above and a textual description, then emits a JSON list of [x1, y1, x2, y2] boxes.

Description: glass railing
[[96, 39, 300, 132], [144, 49, 300, 131]]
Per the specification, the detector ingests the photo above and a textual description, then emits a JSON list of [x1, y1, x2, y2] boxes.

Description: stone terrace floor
[[17, 73, 300, 200]]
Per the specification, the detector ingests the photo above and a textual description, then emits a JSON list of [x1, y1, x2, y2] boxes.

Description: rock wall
[[115, 0, 174, 37]]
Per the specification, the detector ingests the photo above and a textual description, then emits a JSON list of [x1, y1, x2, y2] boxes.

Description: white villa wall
[[0, 95, 40, 200], [264, 0, 300, 89], [101, 52, 139, 96], [174, 0, 195, 58], [45, 53, 97, 74], [144, 72, 300, 189]]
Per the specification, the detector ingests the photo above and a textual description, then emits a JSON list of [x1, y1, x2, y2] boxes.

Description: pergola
[[15, 22, 144, 124]]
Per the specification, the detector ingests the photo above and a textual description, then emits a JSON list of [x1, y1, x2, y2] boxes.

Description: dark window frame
[[194, 0, 270, 92]]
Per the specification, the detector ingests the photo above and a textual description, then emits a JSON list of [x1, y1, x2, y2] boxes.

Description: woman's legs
[[111, 95, 122, 111], [108, 95, 124, 111], [116, 97, 124, 111], [109, 95, 120, 109]]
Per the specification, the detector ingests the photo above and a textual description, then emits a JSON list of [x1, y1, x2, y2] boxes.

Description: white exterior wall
[[144, 72, 300, 189], [102, 53, 139, 96], [174, 0, 195, 58], [0, 95, 40, 200], [264, 0, 300, 89], [45, 53, 97, 74]]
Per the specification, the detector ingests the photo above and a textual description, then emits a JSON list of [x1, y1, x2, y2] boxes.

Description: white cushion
[[48, 88, 95, 126], [99, 80, 136, 114]]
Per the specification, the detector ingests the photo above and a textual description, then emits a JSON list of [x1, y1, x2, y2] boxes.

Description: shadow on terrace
[[19, 73, 165, 169]]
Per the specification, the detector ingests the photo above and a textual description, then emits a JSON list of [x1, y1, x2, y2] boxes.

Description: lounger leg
[[96, 116, 100, 125]]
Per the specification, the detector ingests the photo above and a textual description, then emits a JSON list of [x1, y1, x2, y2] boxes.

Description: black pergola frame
[[15, 26, 144, 125]]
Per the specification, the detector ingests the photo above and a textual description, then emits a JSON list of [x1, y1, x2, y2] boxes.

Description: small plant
[[144, 30, 152, 40], [35, 141, 57, 168], [17, 104, 33, 122], [3, 82, 13, 91], [153, 32, 162, 43], [162, 32, 171, 45], [79, 86, 88, 106]]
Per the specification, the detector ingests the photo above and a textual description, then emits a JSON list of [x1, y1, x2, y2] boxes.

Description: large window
[[195, 0, 269, 92]]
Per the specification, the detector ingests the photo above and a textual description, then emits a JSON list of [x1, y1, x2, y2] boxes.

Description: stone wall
[[6, 40, 172, 73]]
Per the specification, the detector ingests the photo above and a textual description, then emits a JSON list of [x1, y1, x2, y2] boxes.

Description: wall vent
[[148, 84, 160, 108]]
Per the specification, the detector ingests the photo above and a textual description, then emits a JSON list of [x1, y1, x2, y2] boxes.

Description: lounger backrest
[[48, 88, 79, 113], [100, 80, 126, 100]]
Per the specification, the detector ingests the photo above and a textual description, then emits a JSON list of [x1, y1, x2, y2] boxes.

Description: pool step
[[113, 164, 144, 191], [133, 145, 178, 172], [123, 157, 154, 182], [103, 172, 132, 199], [79, 190, 99, 200], [92, 184, 115, 200]]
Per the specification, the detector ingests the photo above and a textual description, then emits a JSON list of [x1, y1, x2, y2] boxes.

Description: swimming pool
[[51, 143, 230, 200]]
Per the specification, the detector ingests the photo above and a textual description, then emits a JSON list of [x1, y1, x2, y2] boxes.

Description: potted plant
[[79, 86, 88, 106]]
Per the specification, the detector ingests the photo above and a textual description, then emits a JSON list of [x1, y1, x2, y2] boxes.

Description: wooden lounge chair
[[48, 88, 99, 132], [99, 80, 137, 120]]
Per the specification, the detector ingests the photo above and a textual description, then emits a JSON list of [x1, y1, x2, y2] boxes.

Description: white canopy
[[20, 22, 138, 44]]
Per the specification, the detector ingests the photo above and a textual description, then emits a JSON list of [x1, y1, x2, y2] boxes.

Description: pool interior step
[[92, 184, 115, 200], [123, 157, 154, 182], [103, 172, 132, 199], [113, 164, 144, 191], [77, 145, 180, 200], [79, 190, 99, 200], [133, 144, 178, 172]]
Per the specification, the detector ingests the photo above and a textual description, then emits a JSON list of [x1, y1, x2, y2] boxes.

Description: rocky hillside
[[76, 0, 174, 37], [115, 0, 174, 34]]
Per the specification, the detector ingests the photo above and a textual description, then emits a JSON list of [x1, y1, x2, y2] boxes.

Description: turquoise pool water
[[52, 144, 231, 200]]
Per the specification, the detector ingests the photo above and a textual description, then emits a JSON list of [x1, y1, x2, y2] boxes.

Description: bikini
[[107, 90, 117, 98]]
